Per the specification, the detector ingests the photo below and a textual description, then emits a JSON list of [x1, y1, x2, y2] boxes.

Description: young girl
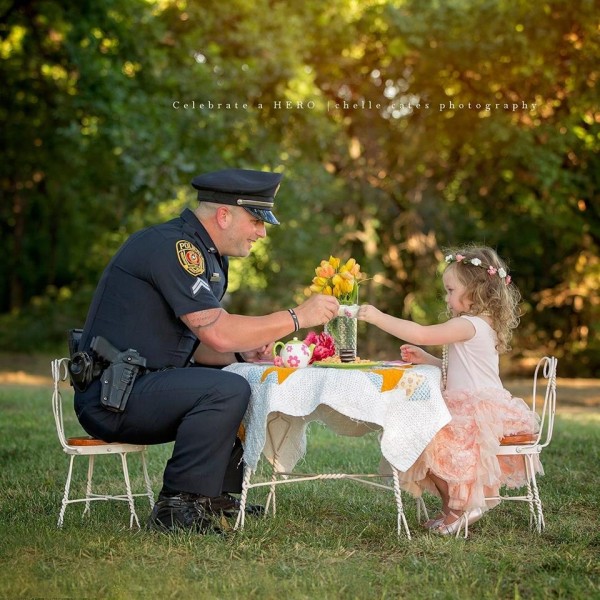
[[357, 245, 541, 535]]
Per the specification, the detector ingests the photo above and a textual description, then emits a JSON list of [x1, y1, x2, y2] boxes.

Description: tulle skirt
[[399, 387, 544, 512]]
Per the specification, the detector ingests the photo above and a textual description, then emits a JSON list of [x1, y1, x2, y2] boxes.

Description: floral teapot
[[273, 337, 315, 368]]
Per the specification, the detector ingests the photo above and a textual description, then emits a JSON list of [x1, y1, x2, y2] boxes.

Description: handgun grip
[[91, 335, 119, 363]]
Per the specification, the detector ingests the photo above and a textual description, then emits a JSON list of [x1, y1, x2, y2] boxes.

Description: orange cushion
[[237, 424, 246, 443], [67, 436, 110, 446], [500, 433, 537, 445]]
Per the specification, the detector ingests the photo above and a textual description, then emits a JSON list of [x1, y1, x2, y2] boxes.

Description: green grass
[[1, 385, 599, 600]]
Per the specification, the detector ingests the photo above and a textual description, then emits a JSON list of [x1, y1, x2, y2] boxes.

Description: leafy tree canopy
[[1, 0, 598, 375]]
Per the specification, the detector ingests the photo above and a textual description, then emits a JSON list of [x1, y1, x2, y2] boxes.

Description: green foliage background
[[1, 0, 598, 375]]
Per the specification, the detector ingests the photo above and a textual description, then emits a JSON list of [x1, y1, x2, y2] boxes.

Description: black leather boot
[[198, 493, 265, 518], [147, 492, 223, 534]]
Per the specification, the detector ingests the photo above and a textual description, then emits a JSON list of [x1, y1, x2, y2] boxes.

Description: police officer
[[74, 168, 339, 533]]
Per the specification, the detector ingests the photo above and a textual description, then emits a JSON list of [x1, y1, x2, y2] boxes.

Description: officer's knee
[[224, 373, 251, 410], [237, 376, 251, 407]]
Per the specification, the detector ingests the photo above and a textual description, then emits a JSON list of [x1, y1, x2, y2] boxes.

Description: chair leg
[[525, 455, 544, 533], [519, 455, 537, 531], [392, 469, 411, 539], [264, 467, 278, 517], [58, 455, 76, 528], [234, 464, 253, 531], [140, 451, 155, 509], [415, 496, 429, 524], [119, 453, 140, 529], [83, 455, 96, 517]]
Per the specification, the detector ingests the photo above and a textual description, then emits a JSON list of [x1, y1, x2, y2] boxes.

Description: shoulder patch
[[176, 240, 205, 276]]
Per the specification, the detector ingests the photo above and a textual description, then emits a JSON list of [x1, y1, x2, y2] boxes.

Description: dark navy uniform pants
[[75, 367, 251, 497]]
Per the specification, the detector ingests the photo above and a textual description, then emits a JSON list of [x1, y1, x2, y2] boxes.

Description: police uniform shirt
[[80, 208, 228, 369]]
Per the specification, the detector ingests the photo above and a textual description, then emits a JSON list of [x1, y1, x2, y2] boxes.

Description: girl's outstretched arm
[[357, 304, 475, 345]]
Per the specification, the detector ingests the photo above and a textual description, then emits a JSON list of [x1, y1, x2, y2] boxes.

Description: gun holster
[[99, 361, 142, 413], [66, 330, 147, 412], [93, 338, 147, 413]]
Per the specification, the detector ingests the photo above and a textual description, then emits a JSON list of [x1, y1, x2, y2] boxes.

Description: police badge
[[176, 240, 205, 276]]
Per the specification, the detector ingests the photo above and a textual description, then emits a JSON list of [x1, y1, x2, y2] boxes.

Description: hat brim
[[243, 207, 280, 225]]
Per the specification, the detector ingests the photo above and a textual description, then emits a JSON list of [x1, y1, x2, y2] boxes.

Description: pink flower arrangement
[[304, 331, 336, 363]]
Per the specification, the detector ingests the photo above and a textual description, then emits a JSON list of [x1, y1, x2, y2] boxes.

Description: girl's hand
[[356, 304, 381, 323], [400, 344, 426, 364]]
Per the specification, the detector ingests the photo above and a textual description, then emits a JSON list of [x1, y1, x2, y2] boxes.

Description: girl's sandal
[[433, 510, 465, 536], [433, 507, 485, 537], [422, 512, 446, 529]]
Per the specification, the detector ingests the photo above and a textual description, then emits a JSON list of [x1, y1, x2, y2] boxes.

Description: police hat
[[191, 168, 282, 225]]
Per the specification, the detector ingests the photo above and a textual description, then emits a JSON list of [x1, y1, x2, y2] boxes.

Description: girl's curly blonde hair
[[443, 245, 521, 353]]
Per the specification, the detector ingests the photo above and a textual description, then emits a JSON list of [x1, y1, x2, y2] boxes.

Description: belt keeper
[[288, 308, 300, 332]]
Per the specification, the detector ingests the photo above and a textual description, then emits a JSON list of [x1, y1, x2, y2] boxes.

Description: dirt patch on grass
[[0, 371, 50, 387], [0, 352, 55, 387]]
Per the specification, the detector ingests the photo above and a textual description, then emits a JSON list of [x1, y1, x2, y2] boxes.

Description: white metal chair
[[52, 357, 155, 528], [440, 356, 558, 539], [481, 355, 558, 535]]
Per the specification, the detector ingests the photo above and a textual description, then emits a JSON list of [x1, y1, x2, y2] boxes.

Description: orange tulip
[[316, 262, 335, 278]]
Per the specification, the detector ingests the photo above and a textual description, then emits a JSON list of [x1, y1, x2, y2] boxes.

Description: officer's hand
[[241, 343, 274, 363], [294, 294, 339, 329]]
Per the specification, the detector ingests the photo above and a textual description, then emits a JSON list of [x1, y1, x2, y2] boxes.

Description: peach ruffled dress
[[400, 315, 543, 512]]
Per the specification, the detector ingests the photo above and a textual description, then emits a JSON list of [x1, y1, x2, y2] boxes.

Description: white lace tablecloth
[[223, 363, 451, 473]]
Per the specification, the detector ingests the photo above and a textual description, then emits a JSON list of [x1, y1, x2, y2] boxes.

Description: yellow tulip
[[339, 278, 354, 294], [312, 276, 328, 288], [342, 258, 356, 272], [328, 256, 341, 270]]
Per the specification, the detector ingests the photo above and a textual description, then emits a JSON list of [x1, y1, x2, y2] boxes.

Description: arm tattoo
[[183, 308, 224, 335]]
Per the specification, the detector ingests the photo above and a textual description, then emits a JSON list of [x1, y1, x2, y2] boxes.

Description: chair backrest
[[51, 357, 72, 451], [531, 356, 558, 448]]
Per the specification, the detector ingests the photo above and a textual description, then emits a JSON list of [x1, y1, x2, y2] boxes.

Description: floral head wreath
[[445, 254, 512, 285]]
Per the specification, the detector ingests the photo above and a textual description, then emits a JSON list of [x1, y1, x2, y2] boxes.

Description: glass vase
[[325, 315, 358, 362]]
